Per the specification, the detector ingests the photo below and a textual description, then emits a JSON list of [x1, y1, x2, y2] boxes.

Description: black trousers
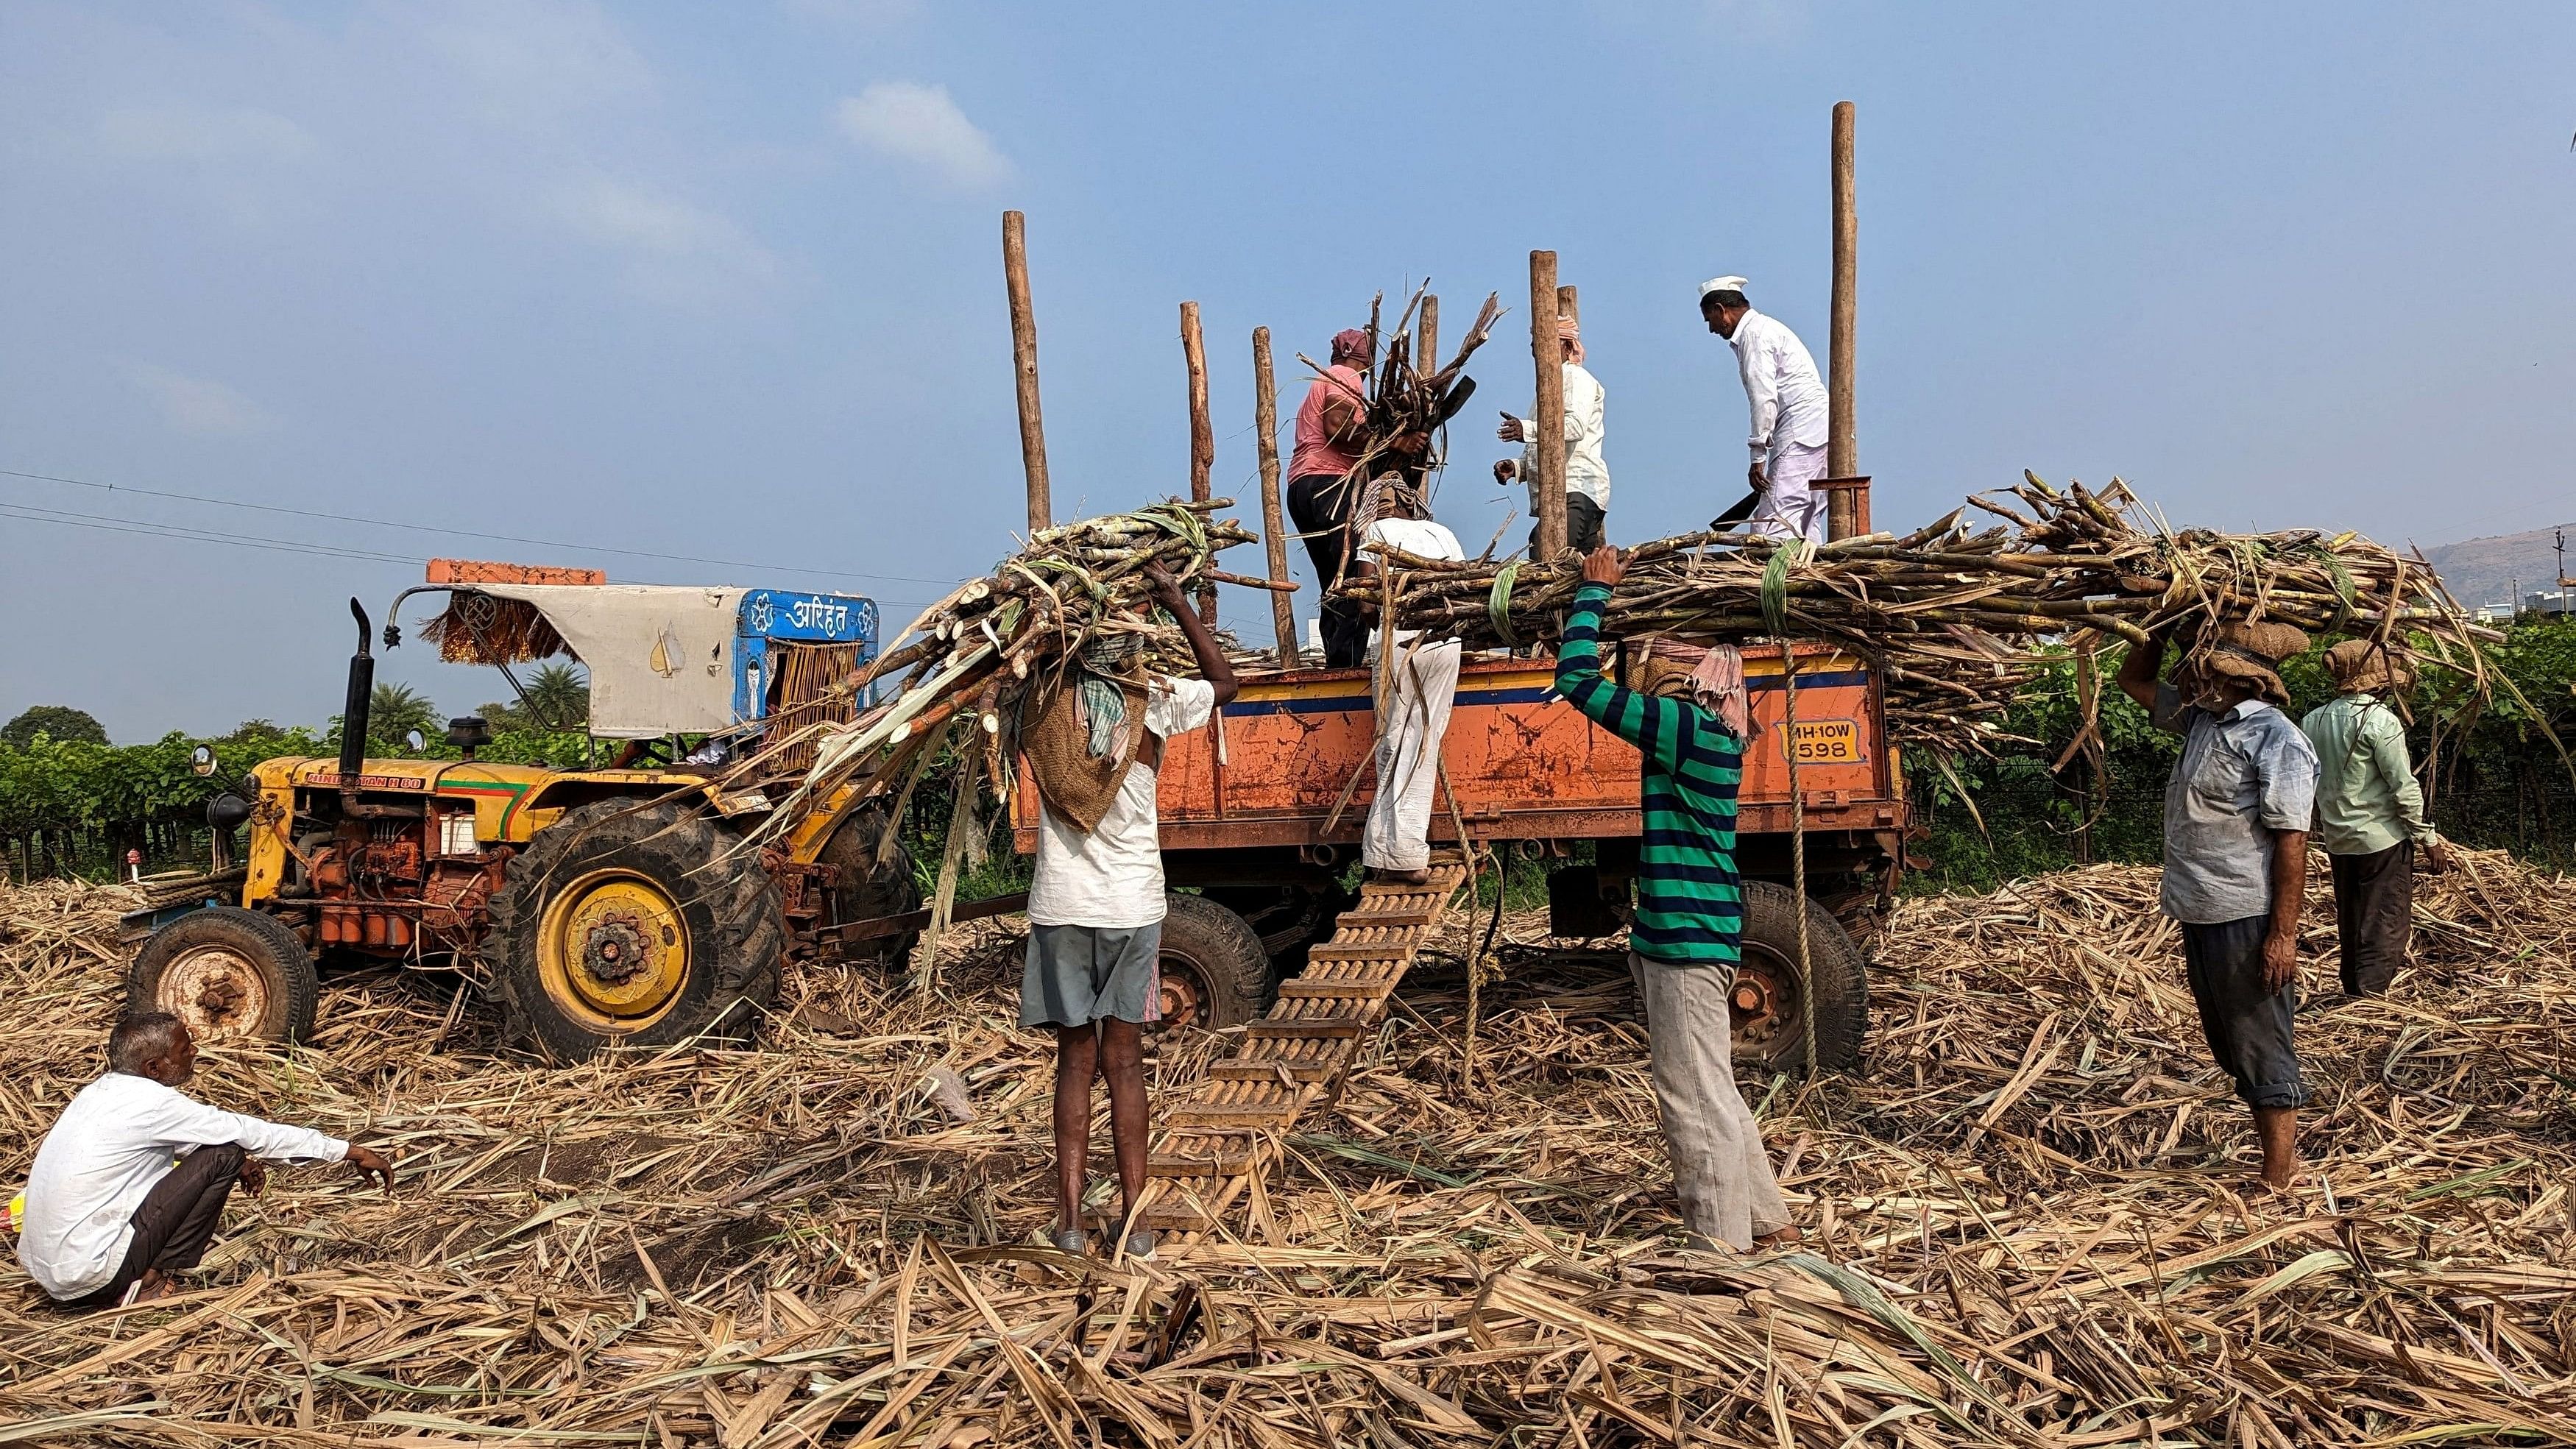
[[1526, 493, 1607, 559], [1286, 472, 1369, 669], [64, 1142, 243, 1310], [2179, 916, 2307, 1110], [2330, 840, 2415, 995]]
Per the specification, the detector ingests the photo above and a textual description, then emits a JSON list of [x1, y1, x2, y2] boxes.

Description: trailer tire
[[817, 801, 923, 971], [1155, 893, 1273, 1032], [129, 906, 319, 1045], [1730, 881, 1867, 1074], [486, 799, 784, 1063]]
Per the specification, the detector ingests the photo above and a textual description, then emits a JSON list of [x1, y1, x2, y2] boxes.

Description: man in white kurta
[[1351, 481, 1467, 884], [1495, 317, 1611, 556], [1700, 277, 1830, 545]]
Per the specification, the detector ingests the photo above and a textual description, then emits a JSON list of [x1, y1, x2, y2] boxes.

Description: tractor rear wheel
[[128, 906, 319, 1044], [486, 800, 785, 1063], [816, 801, 922, 971], [1728, 881, 1867, 1074]]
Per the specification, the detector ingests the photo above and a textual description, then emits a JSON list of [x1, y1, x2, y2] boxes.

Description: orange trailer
[[1013, 641, 1904, 1069]]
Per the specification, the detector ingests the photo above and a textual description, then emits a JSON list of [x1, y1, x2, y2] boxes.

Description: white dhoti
[[1749, 441, 1830, 546], [1363, 637, 1462, 872]]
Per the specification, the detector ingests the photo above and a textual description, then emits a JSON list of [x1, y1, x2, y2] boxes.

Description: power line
[[0, 464, 961, 587]]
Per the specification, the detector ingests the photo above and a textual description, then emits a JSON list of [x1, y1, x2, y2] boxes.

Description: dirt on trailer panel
[[1, 854, 2573, 1444]]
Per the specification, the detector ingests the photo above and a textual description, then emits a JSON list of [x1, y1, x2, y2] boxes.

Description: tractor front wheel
[[486, 800, 785, 1063], [1153, 893, 1272, 1032], [128, 906, 319, 1044]]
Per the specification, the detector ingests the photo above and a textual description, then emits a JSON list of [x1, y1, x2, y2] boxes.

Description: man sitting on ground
[[19, 1013, 394, 1309], [1557, 543, 1797, 1253], [1346, 477, 1466, 886], [1019, 564, 1238, 1260]]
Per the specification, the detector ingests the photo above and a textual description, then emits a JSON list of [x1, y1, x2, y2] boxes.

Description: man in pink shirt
[[1284, 329, 1375, 667]]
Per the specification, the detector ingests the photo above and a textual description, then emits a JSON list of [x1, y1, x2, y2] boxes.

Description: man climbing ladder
[[1556, 542, 1800, 1253]]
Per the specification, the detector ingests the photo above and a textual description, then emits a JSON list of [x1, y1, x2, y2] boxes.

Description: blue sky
[[4, 1, 2572, 740]]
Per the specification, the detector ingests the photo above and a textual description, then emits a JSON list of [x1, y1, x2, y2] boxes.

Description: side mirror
[[191, 744, 218, 778], [403, 728, 428, 753]]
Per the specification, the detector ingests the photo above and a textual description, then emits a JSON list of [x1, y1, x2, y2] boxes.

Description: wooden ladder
[[1137, 853, 1473, 1238]]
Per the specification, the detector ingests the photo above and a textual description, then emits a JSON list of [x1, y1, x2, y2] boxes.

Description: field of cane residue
[[2, 854, 2572, 1447]]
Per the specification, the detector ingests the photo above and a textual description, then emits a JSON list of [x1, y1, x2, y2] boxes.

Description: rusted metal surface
[[1013, 648, 1906, 855]]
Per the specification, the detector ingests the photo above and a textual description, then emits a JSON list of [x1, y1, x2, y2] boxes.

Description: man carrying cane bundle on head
[[2301, 640, 2453, 999], [1345, 476, 1466, 887], [1019, 564, 1238, 1261], [1556, 542, 1797, 1253]]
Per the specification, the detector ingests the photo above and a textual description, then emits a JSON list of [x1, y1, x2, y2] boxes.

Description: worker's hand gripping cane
[[1581, 544, 1627, 589]]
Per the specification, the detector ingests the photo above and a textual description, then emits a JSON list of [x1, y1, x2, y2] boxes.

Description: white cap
[[1699, 275, 1748, 300]]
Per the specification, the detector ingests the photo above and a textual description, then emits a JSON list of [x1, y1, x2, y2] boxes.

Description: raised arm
[[1147, 564, 1237, 706], [2116, 624, 2170, 711], [1554, 546, 1688, 773]]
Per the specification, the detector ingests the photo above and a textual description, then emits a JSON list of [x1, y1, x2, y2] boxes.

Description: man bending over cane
[[1348, 477, 1466, 886], [1557, 544, 1797, 1252], [1019, 564, 1237, 1260]]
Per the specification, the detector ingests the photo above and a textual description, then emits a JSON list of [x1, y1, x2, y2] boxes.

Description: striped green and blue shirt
[[1554, 581, 1745, 966]]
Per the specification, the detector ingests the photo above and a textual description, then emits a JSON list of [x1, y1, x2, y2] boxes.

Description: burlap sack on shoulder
[[1021, 676, 1147, 834]]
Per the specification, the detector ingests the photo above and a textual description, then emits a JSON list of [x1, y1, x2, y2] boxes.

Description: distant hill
[[2414, 523, 2576, 613]]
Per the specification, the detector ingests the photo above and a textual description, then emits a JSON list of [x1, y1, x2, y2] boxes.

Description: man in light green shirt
[[2300, 640, 2453, 996]]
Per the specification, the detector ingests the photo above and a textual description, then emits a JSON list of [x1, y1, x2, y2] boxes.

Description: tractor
[[127, 561, 925, 1062]]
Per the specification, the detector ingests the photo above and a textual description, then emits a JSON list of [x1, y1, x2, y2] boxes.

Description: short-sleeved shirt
[[1361, 518, 1465, 648], [1027, 676, 1217, 928], [1289, 365, 1367, 482], [2154, 684, 2320, 924]]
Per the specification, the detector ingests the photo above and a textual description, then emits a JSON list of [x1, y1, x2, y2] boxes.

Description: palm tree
[[367, 682, 441, 748], [520, 663, 591, 731]]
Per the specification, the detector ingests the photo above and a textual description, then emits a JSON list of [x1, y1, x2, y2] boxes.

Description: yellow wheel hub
[[536, 871, 691, 1030]]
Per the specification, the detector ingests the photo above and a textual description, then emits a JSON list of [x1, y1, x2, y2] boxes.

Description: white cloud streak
[[554, 176, 779, 302], [125, 364, 277, 435], [835, 82, 1011, 188], [98, 104, 319, 165]]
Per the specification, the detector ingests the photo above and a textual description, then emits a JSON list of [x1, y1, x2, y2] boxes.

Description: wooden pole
[[1417, 294, 1439, 378], [1529, 250, 1566, 558], [1181, 300, 1218, 625], [1827, 102, 1859, 533], [1002, 211, 1050, 535], [1556, 284, 1579, 330], [1252, 327, 1300, 667]]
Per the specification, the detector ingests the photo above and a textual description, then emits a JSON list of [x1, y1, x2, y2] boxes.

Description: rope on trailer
[[1780, 634, 1818, 1080], [1486, 561, 1523, 647]]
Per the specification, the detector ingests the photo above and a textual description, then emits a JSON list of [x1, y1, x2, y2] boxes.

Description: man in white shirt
[[20, 1012, 394, 1308], [1494, 316, 1610, 556], [1348, 478, 1467, 886], [1019, 564, 1238, 1260], [1700, 277, 1830, 545]]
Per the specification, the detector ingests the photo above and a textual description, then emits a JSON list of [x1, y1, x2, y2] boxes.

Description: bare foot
[[1755, 1225, 1804, 1249], [130, 1269, 178, 1303], [1367, 868, 1432, 887]]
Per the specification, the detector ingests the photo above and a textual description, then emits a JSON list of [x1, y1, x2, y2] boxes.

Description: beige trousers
[[1630, 950, 1792, 1249]]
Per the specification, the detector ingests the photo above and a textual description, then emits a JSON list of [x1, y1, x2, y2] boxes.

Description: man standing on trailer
[[1020, 564, 1238, 1261], [1556, 543, 1797, 1253], [1345, 478, 1466, 887], [2301, 640, 2452, 998], [1699, 277, 1830, 545], [1494, 315, 1610, 556], [20, 1013, 395, 1309], [1284, 329, 1377, 668], [2117, 620, 2320, 1192]]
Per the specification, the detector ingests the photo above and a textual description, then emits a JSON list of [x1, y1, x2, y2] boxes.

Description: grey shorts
[[1021, 922, 1162, 1028]]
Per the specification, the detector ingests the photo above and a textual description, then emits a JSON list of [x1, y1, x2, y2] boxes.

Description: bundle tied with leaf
[[1339, 473, 2524, 772]]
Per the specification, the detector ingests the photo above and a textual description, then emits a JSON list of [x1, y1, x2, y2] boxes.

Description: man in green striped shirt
[[1558, 545, 1795, 1252]]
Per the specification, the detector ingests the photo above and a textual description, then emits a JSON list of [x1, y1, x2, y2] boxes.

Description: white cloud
[[554, 176, 779, 302], [125, 365, 277, 436], [835, 82, 1011, 188], [98, 104, 318, 165], [407, 0, 656, 122]]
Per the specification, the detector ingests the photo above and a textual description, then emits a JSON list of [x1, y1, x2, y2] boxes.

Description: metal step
[[1273, 978, 1398, 1002], [1244, 1016, 1375, 1040], [1208, 1059, 1340, 1084], [1164, 1101, 1301, 1129]]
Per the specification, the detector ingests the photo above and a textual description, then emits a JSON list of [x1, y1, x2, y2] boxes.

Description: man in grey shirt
[[2118, 618, 2320, 1193]]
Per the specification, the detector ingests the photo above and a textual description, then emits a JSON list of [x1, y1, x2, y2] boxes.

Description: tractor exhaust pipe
[[339, 598, 373, 804]]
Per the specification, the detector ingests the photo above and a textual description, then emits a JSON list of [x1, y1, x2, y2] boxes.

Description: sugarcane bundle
[[1298, 286, 1504, 497], [1339, 473, 2506, 758], [719, 497, 1265, 839]]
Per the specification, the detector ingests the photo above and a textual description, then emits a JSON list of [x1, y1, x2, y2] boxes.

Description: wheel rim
[[1730, 943, 1804, 1060], [537, 869, 692, 1030], [160, 944, 273, 1041], [1154, 949, 1211, 1032]]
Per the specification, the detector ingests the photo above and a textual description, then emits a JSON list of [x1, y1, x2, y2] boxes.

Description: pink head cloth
[[1329, 328, 1370, 364], [1645, 640, 1752, 740]]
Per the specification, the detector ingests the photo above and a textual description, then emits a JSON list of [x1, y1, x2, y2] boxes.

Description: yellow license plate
[[1786, 719, 1861, 764]]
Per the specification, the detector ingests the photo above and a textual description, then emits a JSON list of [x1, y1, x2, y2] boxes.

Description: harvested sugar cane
[[1344, 474, 2512, 757], [6, 850, 2573, 1444]]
